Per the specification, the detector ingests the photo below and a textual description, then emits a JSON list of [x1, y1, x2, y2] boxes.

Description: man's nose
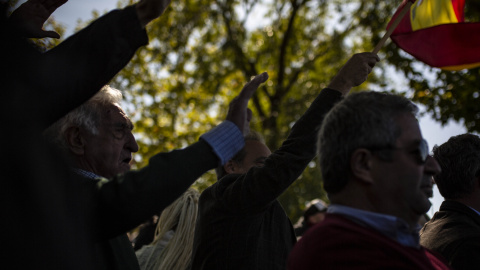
[[125, 131, 139, 153], [424, 155, 441, 176]]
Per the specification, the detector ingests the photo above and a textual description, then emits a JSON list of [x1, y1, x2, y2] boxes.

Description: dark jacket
[[3, 4, 227, 268], [191, 88, 342, 270], [420, 200, 480, 270], [1, 4, 146, 269]]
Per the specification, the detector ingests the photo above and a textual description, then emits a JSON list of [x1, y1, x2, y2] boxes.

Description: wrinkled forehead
[[101, 103, 133, 126]]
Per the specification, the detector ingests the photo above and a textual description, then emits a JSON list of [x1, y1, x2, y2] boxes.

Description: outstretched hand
[[226, 72, 269, 135], [327, 52, 380, 96], [135, 0, 172, 27], [8, 0, 67, 39]]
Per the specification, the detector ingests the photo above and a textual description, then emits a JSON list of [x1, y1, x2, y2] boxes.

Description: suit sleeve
[[33, 5, 149, 128], [91, 140, 216, 238], [216, 88, 342, 214]]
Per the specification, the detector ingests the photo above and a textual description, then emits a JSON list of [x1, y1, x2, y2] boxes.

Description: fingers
[[43, 0, 68, 13], [355, 52, 380, 68], [233, 71, 268, 112], [327, 52, 380, 95], [362, 53, 380, 79], [225, 72, 268, 135], [136, 0, 173, 27], [238, 72, 269, 100], [42, 30, 61, 39], [365, 53, 380, 70], [349, 52, 379, 79]]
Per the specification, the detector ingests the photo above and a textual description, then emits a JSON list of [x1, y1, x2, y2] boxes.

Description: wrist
[[327, 76, 353, 96]]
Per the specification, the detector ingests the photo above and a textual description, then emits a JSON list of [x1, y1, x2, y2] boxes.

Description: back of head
[[215, 130, 265, 179], [149, 188, 200, 270], [44, 85, 123, 151], [317, 91, 418, 194], [433, 133, 480, 199]]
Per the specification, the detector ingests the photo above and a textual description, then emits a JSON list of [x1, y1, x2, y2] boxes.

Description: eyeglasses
[[370, 139, 430, 165]]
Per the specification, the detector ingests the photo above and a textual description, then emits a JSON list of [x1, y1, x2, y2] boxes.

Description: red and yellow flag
[[389, 0, 480, 71]]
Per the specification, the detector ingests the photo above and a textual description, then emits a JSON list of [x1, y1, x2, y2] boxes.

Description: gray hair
[[317, 91, 418, 194], [433, 133, 480, 199], [45, 85, 123, 150], [215, 130, 265, 179]]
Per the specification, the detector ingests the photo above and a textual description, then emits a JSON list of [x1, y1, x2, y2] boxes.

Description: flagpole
[[372, 1, 414, 54]]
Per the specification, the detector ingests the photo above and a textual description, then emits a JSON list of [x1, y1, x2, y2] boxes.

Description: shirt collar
[[327, 204, 421, 248], [71, 168, 109, 184], [71, 168, 101, 179], [468, 206, 480, 216]]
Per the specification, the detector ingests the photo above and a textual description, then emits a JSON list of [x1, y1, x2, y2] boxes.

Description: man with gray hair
[[48, 86, 139, 270], [288, 91, 450, 269], [420, 133, 480, 270], [4, 0, 275, 268], [47, 85, 139, 180], [46, 72, 267, 269]]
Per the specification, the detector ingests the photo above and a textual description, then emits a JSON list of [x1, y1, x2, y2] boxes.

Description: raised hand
[[226, 72, 269, 135], [327, 52, 380, 96], [8, 0, 67, 39], [135, 0, 172, 27]]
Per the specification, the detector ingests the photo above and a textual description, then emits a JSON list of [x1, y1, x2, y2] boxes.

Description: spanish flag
[[389, 0, 480, 71]]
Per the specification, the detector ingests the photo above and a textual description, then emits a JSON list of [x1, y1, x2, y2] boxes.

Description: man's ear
[[224, 160, 237, 174], [350, 148, 375, 184], [64, 126, 85, 155]]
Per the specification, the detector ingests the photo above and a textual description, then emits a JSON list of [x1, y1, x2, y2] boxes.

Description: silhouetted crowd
[[3, 0, 479, 269]]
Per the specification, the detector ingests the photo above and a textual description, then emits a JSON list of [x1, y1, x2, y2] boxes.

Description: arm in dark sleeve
[[218, 88, 342, 214], [34, 5, 148, 128], [93, 140, 217, 238]]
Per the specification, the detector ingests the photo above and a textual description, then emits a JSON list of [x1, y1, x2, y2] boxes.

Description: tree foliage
[[78, 0, 480, 221]]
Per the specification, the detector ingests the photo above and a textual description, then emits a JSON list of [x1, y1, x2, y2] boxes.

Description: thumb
[[246, 108, 253, 123], [243, 108, 253, 136]]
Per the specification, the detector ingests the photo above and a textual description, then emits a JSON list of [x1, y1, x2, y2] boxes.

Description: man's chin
[[118, 163, 131, 174], [421, 186, 433, 198], [419, 198, 432, 214]]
